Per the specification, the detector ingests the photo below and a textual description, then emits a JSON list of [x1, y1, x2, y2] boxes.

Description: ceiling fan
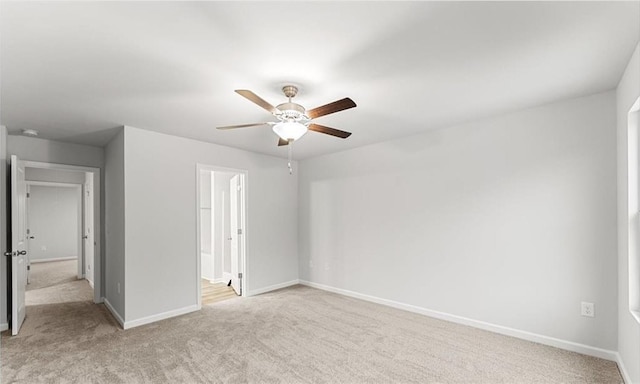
[[217, 85, 356, 147]]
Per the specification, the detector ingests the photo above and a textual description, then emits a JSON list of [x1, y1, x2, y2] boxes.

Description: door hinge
[[237, 229, 243, 235], [27, 265, 30, 271], [238, 272, 242, 279], [26, 192, 30, 198]]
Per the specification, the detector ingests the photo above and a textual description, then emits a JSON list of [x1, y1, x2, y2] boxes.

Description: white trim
[[212, 278, 225, 284], [223, 272, 231, 283], [616, 352, 632, 384], [0, 323, 7, 332], [299, 280, 618, 362], [103, 298, 124, 328], [25, 181, 80, 188], [88, 280, 94, 289], [246, 279, 300, 297], [123, 304, 199, 330], [30, 256, 77, 263]]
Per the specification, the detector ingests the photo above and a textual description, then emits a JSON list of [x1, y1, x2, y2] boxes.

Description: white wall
[[200, 170, 214, 281], [617, 43, 640, 384], [26, 168, 86, 184], [27, 185, 79, 262], [122, 126, 298, 324], [8, 136, 104, 168], [299, 91, 618, 351], [0, 126, 8, 329], [104, 130, 126, 319]]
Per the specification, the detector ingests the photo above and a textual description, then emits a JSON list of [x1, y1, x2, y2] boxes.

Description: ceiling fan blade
[[217, 122, 270, 130], [235, 90, 280, 115], [308, 123, 352, 139], [307, 98, 356, 119], [277, 138, 289, 146]]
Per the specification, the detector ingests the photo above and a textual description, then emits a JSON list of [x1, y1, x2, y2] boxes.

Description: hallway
[[26, 260, 93, 306]]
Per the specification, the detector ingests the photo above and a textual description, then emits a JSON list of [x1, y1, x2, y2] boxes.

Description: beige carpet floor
[[1, 283, 623, 383], [26, 259, 78, 291]]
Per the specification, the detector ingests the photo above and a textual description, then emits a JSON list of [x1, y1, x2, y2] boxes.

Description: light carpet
[[1, 284, 623, 383], [26, 260, 78, 291]]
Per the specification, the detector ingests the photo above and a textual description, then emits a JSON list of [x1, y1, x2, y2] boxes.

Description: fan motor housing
[[276, 102, 308, 122]]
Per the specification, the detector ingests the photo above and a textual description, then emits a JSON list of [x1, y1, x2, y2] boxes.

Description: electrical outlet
[[581, 302, 595, 317]]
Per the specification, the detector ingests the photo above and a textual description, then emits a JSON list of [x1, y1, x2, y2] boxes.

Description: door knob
[[16, 250, 26, 256], [82, 235, 88, 239], [29, 236, 35, 239]]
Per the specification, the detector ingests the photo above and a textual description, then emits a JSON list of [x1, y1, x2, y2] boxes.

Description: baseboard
[[246, 279, 300, 297], [88, 279, 94, 289], [31, 256, 76, 264], [123, 304, 199, 330], [616, 352, 633, 384], [202, 277, 223, 284], [223, 272, 231, 282], [299, 280, 618, 362], [0, 322, 8, 332], [103, 298, 124, 328]]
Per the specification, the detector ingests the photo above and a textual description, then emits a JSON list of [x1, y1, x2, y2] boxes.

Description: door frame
[[25, 181, 84, 279], [21, 160, 102, 304], [196, 164, 248, 309]]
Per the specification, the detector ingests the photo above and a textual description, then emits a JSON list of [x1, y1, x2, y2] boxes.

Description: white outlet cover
[[581, 302, 595, 317]]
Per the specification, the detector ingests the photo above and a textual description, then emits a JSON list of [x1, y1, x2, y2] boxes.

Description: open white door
[[229, 175, 240, 295], [83, 174, 95, 287], [9, 155, 27, 335]]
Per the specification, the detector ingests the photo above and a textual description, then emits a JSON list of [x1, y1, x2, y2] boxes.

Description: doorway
[[196, 165, 247, 307], [6, 157, 101, 335], [24, 181, 94, 299]]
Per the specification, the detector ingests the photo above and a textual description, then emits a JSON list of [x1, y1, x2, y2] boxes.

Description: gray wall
[[8, 136, 104, 168], [298, 91, 618, 351], [28, 185, 79, 261], [105, 129, 126, 319], [26, 168, 86, 184], [122, 126, 298, 323], [200, 170, 213, 281], [617, 42, 640, 383]]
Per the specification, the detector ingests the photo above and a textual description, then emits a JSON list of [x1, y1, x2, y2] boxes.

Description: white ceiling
[[1, 2, 638, 159]]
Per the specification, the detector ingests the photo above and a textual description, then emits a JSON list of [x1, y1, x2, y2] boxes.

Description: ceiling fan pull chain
[[288, 139, 294, 175]]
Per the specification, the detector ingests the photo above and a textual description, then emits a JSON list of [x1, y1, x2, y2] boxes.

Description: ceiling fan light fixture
[[272, 121, 307, 141]]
